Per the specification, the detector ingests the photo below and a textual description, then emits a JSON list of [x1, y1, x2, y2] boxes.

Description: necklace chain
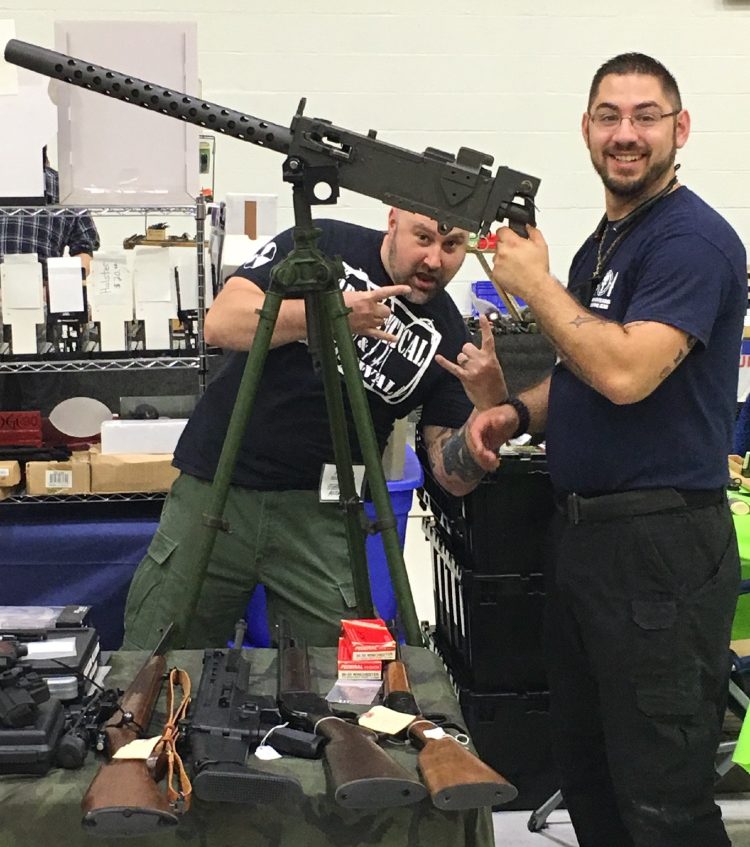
[[590, 174, 679, 284]]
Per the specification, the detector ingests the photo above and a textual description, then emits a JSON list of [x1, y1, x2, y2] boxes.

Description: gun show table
[[0, 646, 494, 847]]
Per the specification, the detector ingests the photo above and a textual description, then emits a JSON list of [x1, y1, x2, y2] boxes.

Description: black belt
[[555, 487, 725, 525]]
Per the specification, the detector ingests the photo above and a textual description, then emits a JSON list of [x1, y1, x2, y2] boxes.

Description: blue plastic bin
[[242, 444, 423, 646]]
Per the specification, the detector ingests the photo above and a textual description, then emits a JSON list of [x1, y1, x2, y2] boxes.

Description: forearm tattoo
[[431, 426, 485, 484]]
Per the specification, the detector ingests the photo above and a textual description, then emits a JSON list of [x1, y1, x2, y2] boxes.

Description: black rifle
[[277, 628, 427, 809], [187, 621, 320, 804]]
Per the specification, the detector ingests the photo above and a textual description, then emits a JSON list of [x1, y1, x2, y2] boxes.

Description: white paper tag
[[254, 745, 282, 761], [423, 726, 448, 740], [319, 464, 366, 502], [112, 736, 162, 760], [358, 705, 414, 735], [0, 468, 8, 479]]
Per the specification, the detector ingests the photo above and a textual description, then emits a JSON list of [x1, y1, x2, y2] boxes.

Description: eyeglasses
[[589, 109, 680, 130]]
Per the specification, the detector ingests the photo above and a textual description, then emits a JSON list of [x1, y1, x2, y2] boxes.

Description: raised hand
[[343, 284, 411, 341], [435, 314, 507, 410]]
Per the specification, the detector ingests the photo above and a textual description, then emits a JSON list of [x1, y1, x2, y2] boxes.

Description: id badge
[[319, 464, 366, 503]]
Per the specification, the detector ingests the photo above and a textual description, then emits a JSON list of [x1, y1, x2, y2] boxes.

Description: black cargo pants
[[544, 489, 739, 847]]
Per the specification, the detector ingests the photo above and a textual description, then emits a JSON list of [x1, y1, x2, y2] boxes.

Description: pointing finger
[[372, 284, 411, 301]]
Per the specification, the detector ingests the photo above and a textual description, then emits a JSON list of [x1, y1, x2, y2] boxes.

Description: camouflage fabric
[[0, 646, 495, 847]]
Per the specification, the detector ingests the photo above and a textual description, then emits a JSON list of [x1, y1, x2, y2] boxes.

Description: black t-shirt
[[174, 219, 473, 489]]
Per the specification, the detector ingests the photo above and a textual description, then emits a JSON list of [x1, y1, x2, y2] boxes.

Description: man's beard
[[593, 142, 676, 202], [387, 241, 445, 304]]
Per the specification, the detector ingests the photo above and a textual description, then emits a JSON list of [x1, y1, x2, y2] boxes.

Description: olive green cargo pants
[[123, 473, 360, 649]]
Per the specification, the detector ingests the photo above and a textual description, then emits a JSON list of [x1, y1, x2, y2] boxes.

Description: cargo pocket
[[631, 597, 699, 721], [123, 527, 180, 648]]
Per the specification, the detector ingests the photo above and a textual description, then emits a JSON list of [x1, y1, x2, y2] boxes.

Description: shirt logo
[[243, 241, 277, 269], [339, 261, 441, 405], [590, 269, 618, 310]]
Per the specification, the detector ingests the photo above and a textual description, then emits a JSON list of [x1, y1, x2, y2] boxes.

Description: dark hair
[[588, 53, 682, 111]]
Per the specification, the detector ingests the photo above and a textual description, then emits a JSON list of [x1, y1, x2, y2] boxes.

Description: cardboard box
[[0, 461, 21, 487], [100, 419, 188, 455], [90, 452, 178, 494], [340, 619, 397, 661], [25, 460, 91, 495], [336, 638, 382, 681]]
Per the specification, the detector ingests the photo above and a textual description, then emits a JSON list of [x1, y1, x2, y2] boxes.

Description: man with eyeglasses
[[465, 53, 745, 847]]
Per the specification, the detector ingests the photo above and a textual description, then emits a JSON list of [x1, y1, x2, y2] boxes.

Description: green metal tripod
[[178, 176, 423, 648]]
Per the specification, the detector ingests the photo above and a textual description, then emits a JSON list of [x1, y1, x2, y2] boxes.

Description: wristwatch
[[499, 397, 530, 439]]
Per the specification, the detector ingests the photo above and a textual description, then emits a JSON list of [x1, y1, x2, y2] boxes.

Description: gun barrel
[[4, 39, 293, 155]]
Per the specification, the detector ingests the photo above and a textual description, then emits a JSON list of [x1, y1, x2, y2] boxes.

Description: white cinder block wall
[[4, 0, 750, 620]]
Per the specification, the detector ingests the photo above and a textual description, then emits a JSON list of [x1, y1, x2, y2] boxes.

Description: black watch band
[[500, 397, 530, 440]]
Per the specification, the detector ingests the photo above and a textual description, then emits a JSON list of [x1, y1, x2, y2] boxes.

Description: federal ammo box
[[0, 697, 65, 775], [417, 448, 554, 576], [430, 531, 547, 691], [459, 688, 559, 811]]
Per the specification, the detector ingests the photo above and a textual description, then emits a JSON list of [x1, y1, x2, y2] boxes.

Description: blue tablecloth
[[0, 516, 158, 649]]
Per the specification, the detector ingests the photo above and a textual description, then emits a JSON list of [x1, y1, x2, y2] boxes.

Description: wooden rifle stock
[[81, 643, 179, 838], [383, 660, 518, 810], [314, 715, 427, 809], [276, 631, 426, 809]]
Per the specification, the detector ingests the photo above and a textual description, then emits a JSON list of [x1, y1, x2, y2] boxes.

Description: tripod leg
[[309, 293, 375, 619], [177, 290, 284, 648], [323, 289, 422, 645]]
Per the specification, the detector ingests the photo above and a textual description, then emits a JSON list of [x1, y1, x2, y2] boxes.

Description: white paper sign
[[1, 254, 43, 309], [89, 253, 133, 308], [134, 247, 174, 305], [47, 256, 84, 313]]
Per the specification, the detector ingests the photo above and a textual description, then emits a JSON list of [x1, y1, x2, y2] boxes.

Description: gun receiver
[[187, 623, 319, 804], [383, 660, 517, 810], [277, 630, 427, 809], [4, 39, 540, 238], [81, 624, 178, 838]]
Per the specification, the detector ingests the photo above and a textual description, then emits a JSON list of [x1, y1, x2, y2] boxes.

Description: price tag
[[358, 705, 414, 735]]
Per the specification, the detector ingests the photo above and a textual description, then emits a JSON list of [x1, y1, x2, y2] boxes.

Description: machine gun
[[277, 627, 427, 809], [3, 39, 539, 239], [80, 624, 178, 838], [383, 658, 517, 810], [187, 620, 320, 804]]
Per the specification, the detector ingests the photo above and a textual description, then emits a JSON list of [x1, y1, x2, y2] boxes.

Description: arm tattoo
[[657, 335, 697, 383], [570, 313, 606, 328], [431, 426, 485, 484]]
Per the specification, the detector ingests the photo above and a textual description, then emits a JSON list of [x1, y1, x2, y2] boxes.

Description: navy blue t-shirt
[[174, 220, 473, 489], [546, 187, 746, 493]]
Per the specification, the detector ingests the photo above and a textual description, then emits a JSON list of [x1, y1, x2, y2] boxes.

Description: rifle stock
[[384, 660, 518, 810], [81, 638, 179, 837], [315, 716, 427, 809], [277, 630, 427, 809]]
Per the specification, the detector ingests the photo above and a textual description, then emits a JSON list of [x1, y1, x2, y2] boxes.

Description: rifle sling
[[152, 667, 193, 812]]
